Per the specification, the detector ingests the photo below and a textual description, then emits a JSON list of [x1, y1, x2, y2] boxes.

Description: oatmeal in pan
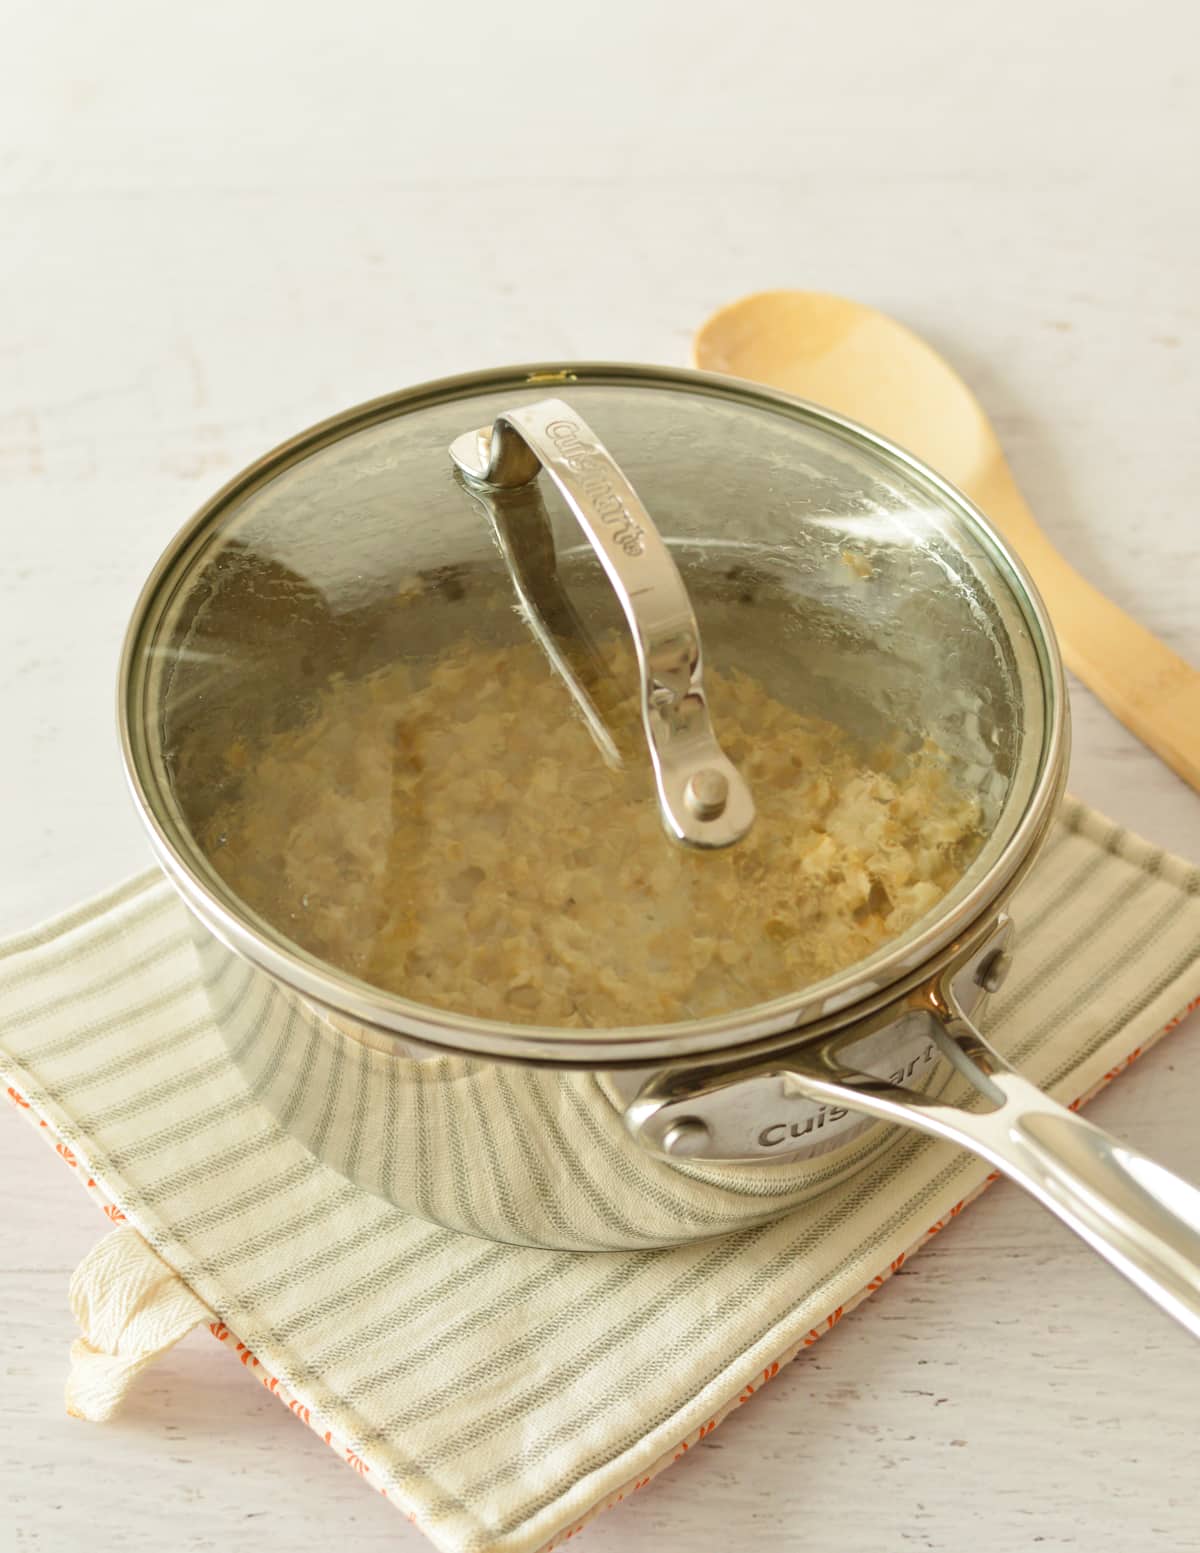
[[198, 639, 984, 1027]]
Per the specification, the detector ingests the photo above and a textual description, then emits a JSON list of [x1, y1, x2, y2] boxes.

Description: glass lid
[[121, 364, 1061, 1059]]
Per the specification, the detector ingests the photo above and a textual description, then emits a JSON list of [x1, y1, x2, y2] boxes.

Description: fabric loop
[[65, 1224, 213, 1422]]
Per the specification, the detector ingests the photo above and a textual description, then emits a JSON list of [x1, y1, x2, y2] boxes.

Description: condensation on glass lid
[[184, 637, 986, 1028]]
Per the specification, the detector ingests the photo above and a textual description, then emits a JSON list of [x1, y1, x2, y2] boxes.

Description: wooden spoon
[[694, 290, 1200, 793]]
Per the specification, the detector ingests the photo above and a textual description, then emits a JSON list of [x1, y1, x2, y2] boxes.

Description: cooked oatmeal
[[198, 639, 983, 1027]]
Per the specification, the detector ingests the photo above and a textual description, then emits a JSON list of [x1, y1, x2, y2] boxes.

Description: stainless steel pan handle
[[628, 957, 1200, 1339], [777, 1008, 1200, 1340], [450, 397, 754, 848]]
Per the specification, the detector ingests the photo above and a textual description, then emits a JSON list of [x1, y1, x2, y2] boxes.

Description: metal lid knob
[[450, 398, 755, 849]]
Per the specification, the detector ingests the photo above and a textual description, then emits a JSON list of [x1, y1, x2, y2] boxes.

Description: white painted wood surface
[[2, 2, 1199, 1548]]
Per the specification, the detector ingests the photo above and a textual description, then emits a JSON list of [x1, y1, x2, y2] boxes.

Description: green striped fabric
[[2, 796, 1199, 1553]]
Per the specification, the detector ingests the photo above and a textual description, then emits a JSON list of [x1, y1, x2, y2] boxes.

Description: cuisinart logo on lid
[[544, 419, 646, 557]]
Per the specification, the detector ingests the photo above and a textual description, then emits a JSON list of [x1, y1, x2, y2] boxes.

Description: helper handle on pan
[[449, 397, 754, 848], [782, 1000, 1200, 1341]]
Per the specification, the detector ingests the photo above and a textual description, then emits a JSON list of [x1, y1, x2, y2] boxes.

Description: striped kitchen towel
[[1, 795, 1199, 1553]]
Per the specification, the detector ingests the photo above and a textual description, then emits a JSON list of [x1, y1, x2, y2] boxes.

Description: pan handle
[[778, 1004, 1200, 1340]]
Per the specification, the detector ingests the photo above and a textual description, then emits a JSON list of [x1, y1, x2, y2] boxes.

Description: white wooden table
[[3, 2, 1199, 1547]]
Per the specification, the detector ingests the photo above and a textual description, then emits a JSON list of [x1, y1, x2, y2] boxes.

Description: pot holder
[[2, 795, 1199, 1553]]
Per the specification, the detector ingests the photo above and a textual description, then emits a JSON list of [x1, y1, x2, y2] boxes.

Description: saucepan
[[118, 364, 1200, 1337]]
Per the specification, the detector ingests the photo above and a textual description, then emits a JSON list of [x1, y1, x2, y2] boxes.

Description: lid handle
[[449, 397, 754, 848]]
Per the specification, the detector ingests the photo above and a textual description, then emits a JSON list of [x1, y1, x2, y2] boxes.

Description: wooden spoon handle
[[1037, 555, 1200, 790], [990, 473, 1200, 791]]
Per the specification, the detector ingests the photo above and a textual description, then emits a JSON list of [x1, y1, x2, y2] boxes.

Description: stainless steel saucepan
[[119, 364, 1200, 1338]]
